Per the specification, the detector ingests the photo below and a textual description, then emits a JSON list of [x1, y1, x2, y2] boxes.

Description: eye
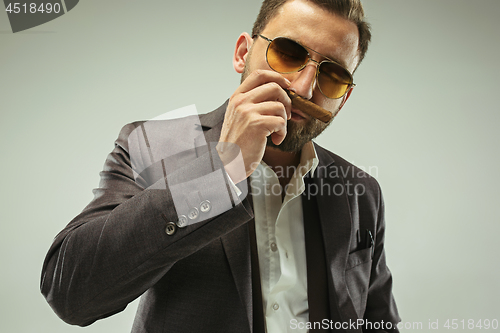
[[276, 49, 302, 62], [321, 70, 342, 83], [270, 38, 308, 64]]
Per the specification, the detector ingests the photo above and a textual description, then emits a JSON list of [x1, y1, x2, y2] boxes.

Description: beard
[[241, 56, 335, 153], [266, 116, 332, 152]]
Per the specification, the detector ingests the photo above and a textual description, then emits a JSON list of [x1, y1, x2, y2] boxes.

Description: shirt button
[[270, 242, 278, 252], [272, 303, 279, 311]]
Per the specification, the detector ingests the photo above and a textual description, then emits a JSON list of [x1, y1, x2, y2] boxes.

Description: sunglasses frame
[[255, 34, 355, 99]]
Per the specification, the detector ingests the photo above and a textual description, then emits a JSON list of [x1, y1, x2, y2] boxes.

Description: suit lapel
[[220, 223, 254, 332], [313, 145, 360, 328], [220, 178, 258, 332], [197, 101, 255, 332]]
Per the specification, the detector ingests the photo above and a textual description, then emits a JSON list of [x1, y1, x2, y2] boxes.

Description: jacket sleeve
[[40, 122, 253, 326]]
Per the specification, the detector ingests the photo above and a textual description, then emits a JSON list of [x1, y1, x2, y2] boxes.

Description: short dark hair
[[251, 0, 371, 69]]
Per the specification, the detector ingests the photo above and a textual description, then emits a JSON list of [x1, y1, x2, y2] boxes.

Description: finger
[[270, 132, 286, 146], [244, 82, 292, 120], [247, 101, 288, 124], [259, 114, 287, 145], [237, 69, 291, 95]]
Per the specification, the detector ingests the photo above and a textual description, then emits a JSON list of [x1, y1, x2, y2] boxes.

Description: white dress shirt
[[250, 142, 319, 333]]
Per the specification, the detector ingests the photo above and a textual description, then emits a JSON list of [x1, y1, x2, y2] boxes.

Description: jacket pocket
[[346, 247, 372, 271], [345, 247, 372, 317]]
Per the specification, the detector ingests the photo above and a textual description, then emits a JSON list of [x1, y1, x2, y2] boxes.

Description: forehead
[[261, 0, 360, 71]]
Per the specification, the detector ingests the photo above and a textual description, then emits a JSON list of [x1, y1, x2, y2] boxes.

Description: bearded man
[[41, 0, 400, 332]]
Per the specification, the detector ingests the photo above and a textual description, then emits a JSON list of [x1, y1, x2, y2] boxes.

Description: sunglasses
[[255, 34, 355, 99]]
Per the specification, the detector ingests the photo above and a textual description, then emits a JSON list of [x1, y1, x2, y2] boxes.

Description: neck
[[263, 146, 301, 189]]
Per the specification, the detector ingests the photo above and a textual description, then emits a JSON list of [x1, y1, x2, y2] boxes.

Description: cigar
[[285, 89, 332, 123]]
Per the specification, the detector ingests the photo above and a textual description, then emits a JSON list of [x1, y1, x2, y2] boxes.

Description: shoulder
[[313, 143, 382, 196], [113, 101, 228, 152], [113, 117, 201, 153]]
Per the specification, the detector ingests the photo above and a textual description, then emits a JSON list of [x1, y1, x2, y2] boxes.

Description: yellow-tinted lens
[[266, 37, 309, 73], [317, 61, 353, 99]]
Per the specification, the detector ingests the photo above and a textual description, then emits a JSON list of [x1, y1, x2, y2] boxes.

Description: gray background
[[1, 0, 499, 332]]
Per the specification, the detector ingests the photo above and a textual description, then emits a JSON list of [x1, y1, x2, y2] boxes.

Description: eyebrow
[[301, 41, 348, 69], [278, 34, 349, 69]]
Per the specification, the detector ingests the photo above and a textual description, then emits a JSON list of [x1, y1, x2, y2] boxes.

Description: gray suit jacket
[[41, 101, 400, 332]]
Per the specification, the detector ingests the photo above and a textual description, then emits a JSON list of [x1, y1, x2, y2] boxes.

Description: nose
[[288, 60, 318, 100]]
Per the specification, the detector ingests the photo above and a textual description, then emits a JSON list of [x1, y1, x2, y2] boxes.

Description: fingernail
[[285, 78, 291, 86]]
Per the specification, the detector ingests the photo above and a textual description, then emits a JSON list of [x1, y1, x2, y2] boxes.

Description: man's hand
[[217, 70, 292, 183]]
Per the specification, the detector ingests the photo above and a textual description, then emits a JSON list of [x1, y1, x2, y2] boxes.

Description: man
[[41, 0, 400, 332]]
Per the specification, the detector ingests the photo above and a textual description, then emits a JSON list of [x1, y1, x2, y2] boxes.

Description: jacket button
[[200, 200, 212, 213], [176, 215, 188, 228], [165, 222, 177, 235], [188, 207, 199, 220]]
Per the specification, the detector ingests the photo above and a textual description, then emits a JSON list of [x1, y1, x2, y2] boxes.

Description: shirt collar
[[299, 141, 319, 177]]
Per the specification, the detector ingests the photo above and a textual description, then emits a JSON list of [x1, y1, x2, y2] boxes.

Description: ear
[[233, 32, 253, 74], [334, 86, 354, 117]]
